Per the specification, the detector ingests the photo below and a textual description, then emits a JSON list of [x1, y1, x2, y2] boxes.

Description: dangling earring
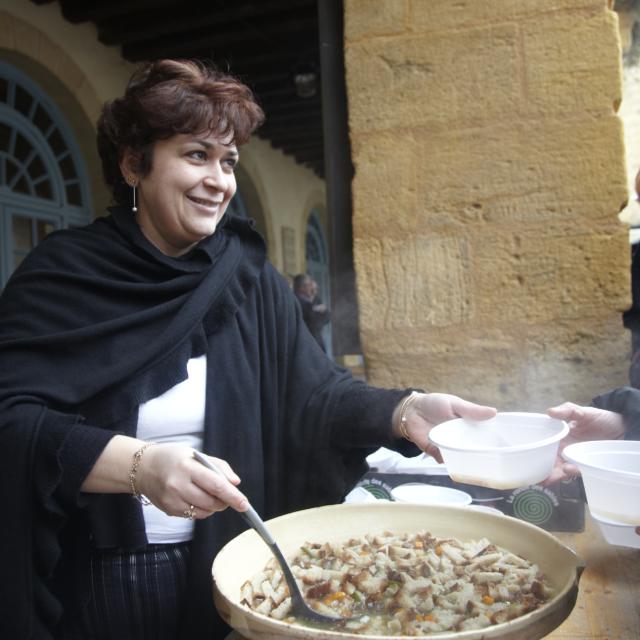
[[130, 178, 138, 213]]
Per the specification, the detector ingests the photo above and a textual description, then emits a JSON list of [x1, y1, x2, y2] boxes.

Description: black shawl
[[0, 207, 413, 639]]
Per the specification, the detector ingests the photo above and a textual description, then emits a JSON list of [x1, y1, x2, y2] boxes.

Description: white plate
[[390, 482, 472, 505]]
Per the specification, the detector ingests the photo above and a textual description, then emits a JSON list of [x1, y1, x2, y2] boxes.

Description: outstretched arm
[[543, 402, 626, 484], [391, 392, 497, 461]]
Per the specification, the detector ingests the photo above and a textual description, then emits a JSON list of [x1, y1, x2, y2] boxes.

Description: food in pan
[[240, 530, 554, 635]]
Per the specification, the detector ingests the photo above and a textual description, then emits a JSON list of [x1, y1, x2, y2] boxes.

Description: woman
[[0, 59, 496, 640]]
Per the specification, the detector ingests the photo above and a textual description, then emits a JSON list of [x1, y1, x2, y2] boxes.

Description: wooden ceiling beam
[[259, 129, 323, 144], [122, 17, 318, 62], [57, 0, 176, 24], [262, 109, 323, 125], [261, 95, 321, 116], [225, 47, 319, 76], [273, 141, 324, 155], [97, 0, 315, 46]]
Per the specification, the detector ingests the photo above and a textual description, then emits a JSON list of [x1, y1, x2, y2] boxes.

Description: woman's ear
[[119, 149, 139, 186]]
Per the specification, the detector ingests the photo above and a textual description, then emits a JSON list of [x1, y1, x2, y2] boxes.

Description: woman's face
[[123, 131, 238, 256]]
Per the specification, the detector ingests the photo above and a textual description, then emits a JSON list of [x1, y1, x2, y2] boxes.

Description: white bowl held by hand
[[562, 440, 640, 525], [429, 412, 569, 490]]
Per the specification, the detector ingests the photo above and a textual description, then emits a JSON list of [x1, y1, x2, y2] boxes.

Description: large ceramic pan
[[213, 503, 583, 640]]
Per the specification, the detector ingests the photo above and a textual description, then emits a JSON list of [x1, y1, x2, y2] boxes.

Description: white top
[[136, 355, 207, 543]]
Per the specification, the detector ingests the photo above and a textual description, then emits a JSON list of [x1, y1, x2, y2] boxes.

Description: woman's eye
[[188, 150, 207, 161], [224, 157, 238, 169]]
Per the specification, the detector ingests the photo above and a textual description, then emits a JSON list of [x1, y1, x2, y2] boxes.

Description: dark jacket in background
[[593, 386, 640, 441]]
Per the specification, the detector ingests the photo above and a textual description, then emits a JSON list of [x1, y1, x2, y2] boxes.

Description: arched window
[[0, 61, 92, 287]]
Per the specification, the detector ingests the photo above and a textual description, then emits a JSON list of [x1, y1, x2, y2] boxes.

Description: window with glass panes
[[0, 62, 92, 287]]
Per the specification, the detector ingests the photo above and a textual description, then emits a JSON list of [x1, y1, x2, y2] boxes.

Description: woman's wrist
[[392, 391, 423, 440], [129, 441, 156, 504], [80, 434, 151, 494]]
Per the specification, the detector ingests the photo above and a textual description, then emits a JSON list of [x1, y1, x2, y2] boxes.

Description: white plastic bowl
[[591, 511, 640, 548], [562, 440, 640, 525], [429, 412, 569, 490], [390, 482, 472, 506]]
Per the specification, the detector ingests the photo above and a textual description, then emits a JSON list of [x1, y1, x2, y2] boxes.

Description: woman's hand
[[543, 402, 626, 484], [81, 435, 248, 520], [136, 444, 249, 519], [393, 392, 497, 461]]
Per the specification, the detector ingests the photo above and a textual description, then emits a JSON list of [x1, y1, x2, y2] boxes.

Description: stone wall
[[345, 0, 630, 409], [615, 1, 640, 227]]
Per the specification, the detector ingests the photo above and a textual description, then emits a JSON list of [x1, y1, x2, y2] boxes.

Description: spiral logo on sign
[[362, 484, 391, 500], [512, 490, 554, 525]]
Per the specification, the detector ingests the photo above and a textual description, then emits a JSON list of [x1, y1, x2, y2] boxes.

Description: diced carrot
[[435, 545, 443, 556], [483, 595, 495, 605], [323, 591, 346, 605], [415, 613, 436, 622], [414, 540, 424, 548]]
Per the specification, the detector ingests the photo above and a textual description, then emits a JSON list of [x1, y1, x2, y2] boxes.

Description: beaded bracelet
[[129, 442, 156, 505], [397, 391, 422, 441]]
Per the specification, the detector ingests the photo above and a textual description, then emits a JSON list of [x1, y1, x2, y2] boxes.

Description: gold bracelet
[[397, 391, 422, 441], [129, 442, 155, 505]]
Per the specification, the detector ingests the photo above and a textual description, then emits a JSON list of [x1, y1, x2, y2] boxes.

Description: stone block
[[346, 24, 521, 134], [522, 323, 629, 406], [522, 11, 622, 117], [351, 115, 627, 239], [408, 0, 604, 33], [472, 226, 630, 326], [361, 317, 628, 410], [355, 234, 472, 333], [361, 345, 527, 407], [351, 130, 420, 239], [344, 0, 407, 41]]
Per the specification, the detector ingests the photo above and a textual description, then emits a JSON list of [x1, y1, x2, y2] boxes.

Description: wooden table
[[543, 511, 639, 639], [226, 510, 640, 639]]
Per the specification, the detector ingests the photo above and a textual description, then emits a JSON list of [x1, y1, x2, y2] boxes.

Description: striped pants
[[64, 542, 191, 640]]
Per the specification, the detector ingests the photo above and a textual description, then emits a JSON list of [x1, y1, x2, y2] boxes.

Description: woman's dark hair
[[97, 59, 265, 205]]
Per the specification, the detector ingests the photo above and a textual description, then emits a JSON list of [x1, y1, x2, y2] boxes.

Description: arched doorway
[[233, 164, 270, 253], [0, 61, 92, 287], [305, 209, 332, 356]]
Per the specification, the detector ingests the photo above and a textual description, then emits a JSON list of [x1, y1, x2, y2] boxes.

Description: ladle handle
[[191, 450, 275, 545]]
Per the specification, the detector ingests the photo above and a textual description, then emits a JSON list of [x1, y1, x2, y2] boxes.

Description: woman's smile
[[186, 194, 224, 210]]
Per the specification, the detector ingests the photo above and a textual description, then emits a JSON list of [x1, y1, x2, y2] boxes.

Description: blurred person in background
[[293, 273, 330, 352], [623, 168, 640, 387]]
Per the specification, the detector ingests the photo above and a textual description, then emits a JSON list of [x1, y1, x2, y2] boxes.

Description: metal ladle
[[192, 450, 351, 624]]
